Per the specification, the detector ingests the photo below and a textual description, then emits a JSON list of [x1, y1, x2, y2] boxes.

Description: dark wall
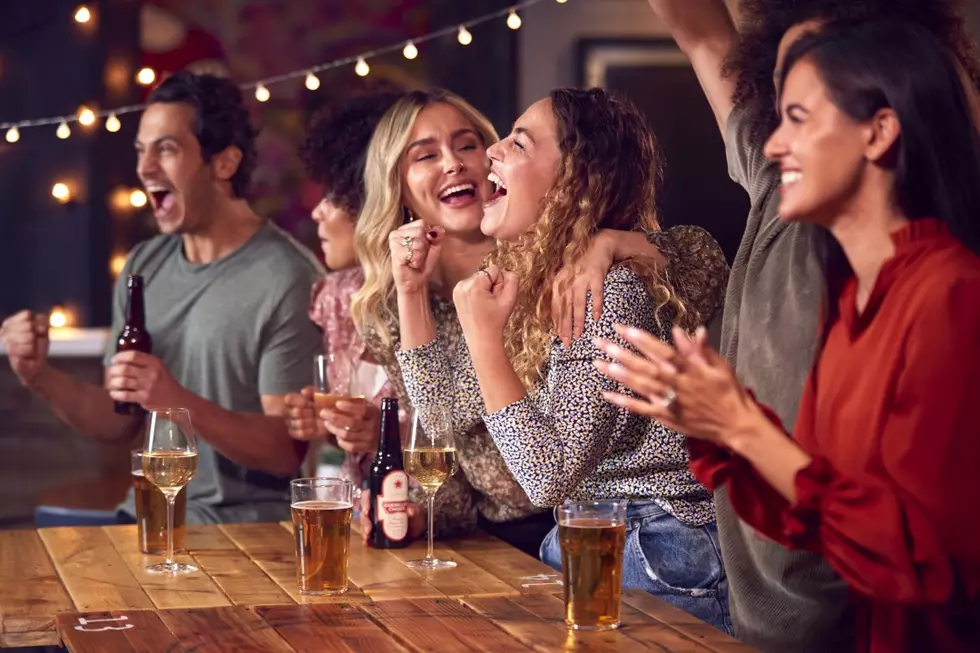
[[0, 0, 141, 326], [578, 39, 749, 262]]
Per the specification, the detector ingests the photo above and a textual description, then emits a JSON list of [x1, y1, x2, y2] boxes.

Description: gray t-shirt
[[107, 221, 324, 524], [718, 104, 853, 653]]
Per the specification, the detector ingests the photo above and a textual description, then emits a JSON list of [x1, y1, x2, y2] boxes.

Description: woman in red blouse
[[594, 19, 980, 653]]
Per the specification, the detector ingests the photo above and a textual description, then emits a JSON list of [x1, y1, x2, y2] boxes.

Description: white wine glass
[[142, 408, 198, 574], [403, 407, 459, 569]]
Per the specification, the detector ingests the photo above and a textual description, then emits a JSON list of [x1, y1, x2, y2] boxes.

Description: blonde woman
[[352, 89, 552, 554], [392, 88, 731, 632]]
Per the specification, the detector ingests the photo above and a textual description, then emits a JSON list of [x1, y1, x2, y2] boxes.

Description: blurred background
[[2, 0, 979, 529]]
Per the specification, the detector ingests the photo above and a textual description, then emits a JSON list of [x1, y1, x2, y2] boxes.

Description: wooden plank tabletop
[[0, 521, 560, 647], [57, 591, 755, 653]]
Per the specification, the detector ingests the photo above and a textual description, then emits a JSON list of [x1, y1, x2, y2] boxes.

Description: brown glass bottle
[[368, 398, 409, 548], [114, 274, 152, 416]]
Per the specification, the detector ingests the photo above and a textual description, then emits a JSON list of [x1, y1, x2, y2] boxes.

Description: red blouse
[[690, 219, 980, 653]]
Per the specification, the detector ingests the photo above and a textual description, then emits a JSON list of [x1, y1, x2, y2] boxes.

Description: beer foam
[[290, 500, 353, 510]]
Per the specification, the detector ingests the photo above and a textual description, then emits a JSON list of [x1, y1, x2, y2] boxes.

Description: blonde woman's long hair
[[487, 88, 689, 389], [351, 89, 499, 351]]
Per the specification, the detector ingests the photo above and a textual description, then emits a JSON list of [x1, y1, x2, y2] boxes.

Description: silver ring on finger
[[476, 268, 492, 282], [659, 387, 678, 410], [343, 426, 352, 432], [402, 249, 413, 263], [400, 234, 414, 249]]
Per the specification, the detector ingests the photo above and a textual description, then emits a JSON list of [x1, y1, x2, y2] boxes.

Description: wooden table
[[1, 523, 753, 652]]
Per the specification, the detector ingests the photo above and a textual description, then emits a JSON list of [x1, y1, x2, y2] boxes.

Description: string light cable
[[1, 0, 555, 139]]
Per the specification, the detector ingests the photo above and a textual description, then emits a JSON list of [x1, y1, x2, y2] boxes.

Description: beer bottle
[[114, 274, 152, 416], [368, 397, 409, 548]]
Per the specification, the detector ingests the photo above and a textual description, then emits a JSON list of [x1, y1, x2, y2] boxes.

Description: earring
[[403, 206, 415, 223]]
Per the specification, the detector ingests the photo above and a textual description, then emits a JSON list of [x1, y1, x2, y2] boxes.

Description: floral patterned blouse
[[363, 293, 546, 538], [394, 226, 729, 528], [308, 267, 401, 488]]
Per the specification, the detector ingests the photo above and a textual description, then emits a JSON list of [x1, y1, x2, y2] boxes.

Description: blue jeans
[[540, 500, 732, 635]]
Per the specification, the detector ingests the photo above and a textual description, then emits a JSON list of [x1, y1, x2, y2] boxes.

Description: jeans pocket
[[626, 514, 725, 599]]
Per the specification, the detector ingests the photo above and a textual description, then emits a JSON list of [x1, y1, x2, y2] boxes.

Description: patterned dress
[[371, 226, 729, 535]]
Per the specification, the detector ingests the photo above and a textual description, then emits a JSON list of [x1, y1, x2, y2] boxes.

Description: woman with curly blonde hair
[[393, 87, 731, 632]]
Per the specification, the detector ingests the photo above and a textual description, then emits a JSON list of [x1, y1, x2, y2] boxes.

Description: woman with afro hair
[[639, 1, 980, 651], [283, 86, 407, 490]]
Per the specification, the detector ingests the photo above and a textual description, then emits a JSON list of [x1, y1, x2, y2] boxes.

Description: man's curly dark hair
[[148, 72, 258, 198], [302, 84, 405, 216], [727, 0, 980, 135]]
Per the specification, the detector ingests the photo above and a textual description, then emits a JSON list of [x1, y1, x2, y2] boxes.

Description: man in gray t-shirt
[[1, 72, 323, 524], [106, 219, 322, 523]]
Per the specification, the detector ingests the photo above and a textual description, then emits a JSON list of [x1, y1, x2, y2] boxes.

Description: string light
[[109, 253, 127, 277], [5, 0, 562, 137], [129, 189, 147, 208], [56, 121, 71, 139], [304, 72, 320, 91], [136, 67, 156, 86], [52, 182, 71, 202], [49, 307, 68, 328], [78, 106, 96, 127]]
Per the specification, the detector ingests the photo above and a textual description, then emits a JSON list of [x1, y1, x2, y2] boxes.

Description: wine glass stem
[[165, 494, 175, 566], [426, 493, 435, 561]]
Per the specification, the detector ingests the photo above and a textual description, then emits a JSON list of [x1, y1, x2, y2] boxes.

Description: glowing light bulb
[[403, 41, 418, 60], [56, 122, 71, 139], [305, 72, 320, 91], [354, 57, 370, 77], [556, 0, 568, 4], [52, 182, 71, 202], [136, 67, 156, 86], [6, 126, 19, 143], [109, 253, 127, 277], [129, 189, 147, 208], [78, 106, 96, 127], [74, 5, 91, 23], [457, 26, 473, 46], [49, 308, 68, 328], [255, 85, 270, 102], [506, 11, 522, 30], [105, 113, 120, 132]]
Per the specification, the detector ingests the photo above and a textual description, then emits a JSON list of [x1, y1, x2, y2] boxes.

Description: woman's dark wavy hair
[[488, 88, 689, 387], [778, 19, 980, 354], [728, 0, 980, 138], [302, 84, 404, 216]]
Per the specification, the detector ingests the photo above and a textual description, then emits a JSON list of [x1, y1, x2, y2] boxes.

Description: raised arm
[[458, 267, 656, 507], [648, 0, 739, 136]]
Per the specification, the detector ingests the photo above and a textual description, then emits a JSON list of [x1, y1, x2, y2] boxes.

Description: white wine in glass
[[403, 407, 458, 569], [143, 408, 198, 574]]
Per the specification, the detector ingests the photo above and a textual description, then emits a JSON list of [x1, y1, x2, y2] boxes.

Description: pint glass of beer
[[558, 499, 627, 631], [131, 450, 186, 555], [291, 478, 354, 595]]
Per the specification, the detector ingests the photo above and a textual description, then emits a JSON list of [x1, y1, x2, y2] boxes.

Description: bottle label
[[376, 470, 409, 541]]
